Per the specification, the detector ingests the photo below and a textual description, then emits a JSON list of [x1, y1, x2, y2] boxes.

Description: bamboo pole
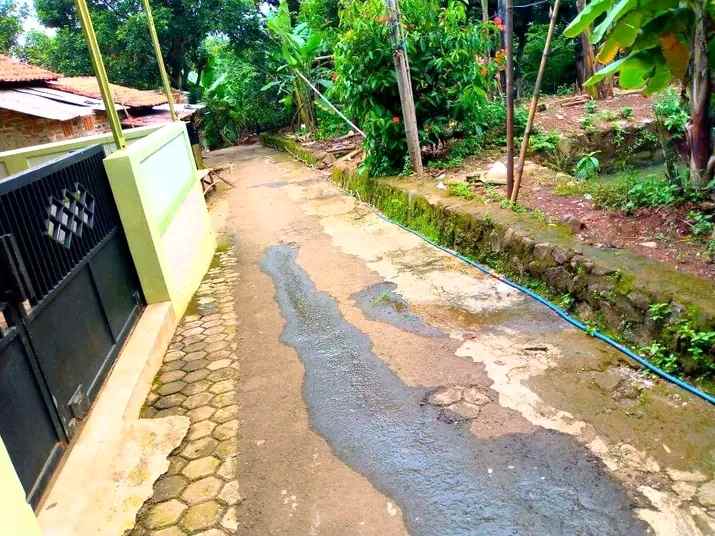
[[505, 0, 514, 198], [511, 0, 561, 203], [74, 0, 126, 149], [141, 0, 178, 121], [386, 0, 423, 175]]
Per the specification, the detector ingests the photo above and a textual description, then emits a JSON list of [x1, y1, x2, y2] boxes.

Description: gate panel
[[0, 145, 144, 503], [0, 310, 63, 507]]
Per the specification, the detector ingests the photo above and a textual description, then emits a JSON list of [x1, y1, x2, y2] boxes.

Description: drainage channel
[[261, 244, 647, 536]]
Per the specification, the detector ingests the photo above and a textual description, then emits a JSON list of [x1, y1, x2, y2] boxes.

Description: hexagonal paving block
[[159, 370, 186, 384], [207, 359, 232, 371], [206, 341, 229, 353], [212, 405, 237, 424], [183, 392, 214, 410], [221, 506, 238, 531], [187, 406, 216, 423], [184, 341, 207, 353], [154, 393, 186, 410], [184, 350, 208, 362], [211, 392, 237, 408], [218, 480, 240, 505], [209, 379, 234, 395], [181, 437, 218, 459], [207, 368, 237, 382], [164, 351, 184, 363], [152, 475, 189, 502], [213, 420, 238, 442], [182, 476, 223, 505], [207, 349, 232, 361], [144, 499, 186, 530], [153, 526, 185, 536], [216, 457, 236, 480], [157, 381, 187, 396], [188, 420, 217, 441], [214, 440, 238, 460], [183, 327, 205, 337], [182, 359, 210, 373], [181, 501, 222, 532], [184, 369, 211, 384], [203, 326, 226, 336], [182, 456, 221, 480], [183, 380, 212, 397], [194, 530, 227, 536]]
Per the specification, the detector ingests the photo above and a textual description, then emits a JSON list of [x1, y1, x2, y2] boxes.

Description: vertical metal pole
[[141, 0, 178, 121], [386, 0, 423, 175], [511, 0, 561, 203], [504, 0, 514, 198], [74, 0, 126, 149]]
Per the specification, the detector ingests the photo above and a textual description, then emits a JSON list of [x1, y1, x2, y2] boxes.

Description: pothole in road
[[261, 243, 649, 536]]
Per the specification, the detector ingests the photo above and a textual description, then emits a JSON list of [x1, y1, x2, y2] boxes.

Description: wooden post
[[511, 0, 560, 203], [141, 0, 178, 121], [74, 0, 126, 149], [504, 0, 514, 198], [386, 0, 423, 175]]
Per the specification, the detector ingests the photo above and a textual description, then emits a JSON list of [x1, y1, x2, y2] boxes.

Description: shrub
[[334, 0, 501, 175], [574, 152, 600, 180], [199, 39, 288, 148]]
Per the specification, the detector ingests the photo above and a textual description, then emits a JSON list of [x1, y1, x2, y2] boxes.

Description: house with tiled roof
[[0, 55, 201, 150]]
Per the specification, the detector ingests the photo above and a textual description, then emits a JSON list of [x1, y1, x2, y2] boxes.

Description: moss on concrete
[[259, 133, 321, 167], [268, 134, 715, 384]]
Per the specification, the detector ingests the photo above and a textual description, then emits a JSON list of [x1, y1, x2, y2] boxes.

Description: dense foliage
[[198, 39, 288, 148], [0, 0, 24, 53], [334, 0, 502, 174], [520, 23, 576, 94]]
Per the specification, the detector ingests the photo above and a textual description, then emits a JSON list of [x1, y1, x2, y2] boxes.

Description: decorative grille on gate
[[0, 146, 121, 306]]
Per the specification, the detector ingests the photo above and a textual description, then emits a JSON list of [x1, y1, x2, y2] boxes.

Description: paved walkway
[[132, 144, 715, 536], [128, 249, 240, 535]]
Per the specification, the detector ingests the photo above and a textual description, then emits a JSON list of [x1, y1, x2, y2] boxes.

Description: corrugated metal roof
[[48, 77, 168, 108], [0, 89, 94, 120], [14, 87, 127, 111], [0, 55, 59, 83]]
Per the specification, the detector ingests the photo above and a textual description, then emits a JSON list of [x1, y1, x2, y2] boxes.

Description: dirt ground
[[203, 143, 715, 535]]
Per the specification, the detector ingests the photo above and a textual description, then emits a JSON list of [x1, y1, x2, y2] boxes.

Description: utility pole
[[511, 0, 561, 203], [386, 0, 423, 175], [504, 0, 514, 198]]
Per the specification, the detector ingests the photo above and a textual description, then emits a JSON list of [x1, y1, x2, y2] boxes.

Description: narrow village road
[[206, 144, 715, 536]]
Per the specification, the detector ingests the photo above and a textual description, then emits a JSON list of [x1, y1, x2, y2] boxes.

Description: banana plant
[[564, 0, 714, 188], [264, 0, 323, 133]]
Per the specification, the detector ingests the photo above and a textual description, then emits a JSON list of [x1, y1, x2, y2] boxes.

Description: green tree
[[33, 0, 227, 88], [564, 0, 715, 189], [0, 0, 25, 53]]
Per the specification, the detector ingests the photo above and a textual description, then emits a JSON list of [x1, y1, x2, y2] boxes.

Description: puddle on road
[[261, 244, 648, 536], [351, 282, 445, 338]]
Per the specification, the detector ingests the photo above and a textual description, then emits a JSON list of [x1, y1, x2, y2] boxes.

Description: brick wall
[[0, 110, 111, 151]]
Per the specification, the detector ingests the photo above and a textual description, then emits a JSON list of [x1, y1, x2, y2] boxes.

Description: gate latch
[[69, 384, 89, 421]]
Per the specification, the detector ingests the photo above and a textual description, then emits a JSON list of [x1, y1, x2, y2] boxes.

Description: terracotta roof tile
[[48, 76, 168, 108], [0, 55, 59, 83]]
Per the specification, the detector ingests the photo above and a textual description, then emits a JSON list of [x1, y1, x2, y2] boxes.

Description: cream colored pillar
[[0, 438, 42, 535]]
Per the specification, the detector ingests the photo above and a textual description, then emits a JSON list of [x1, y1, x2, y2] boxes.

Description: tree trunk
[[576, 0, 611, 99], [481, 0, 488, 22], [688, 3, 712, 188]]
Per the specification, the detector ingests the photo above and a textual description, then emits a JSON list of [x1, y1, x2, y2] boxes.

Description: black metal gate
[[0, 145, 143, 507]]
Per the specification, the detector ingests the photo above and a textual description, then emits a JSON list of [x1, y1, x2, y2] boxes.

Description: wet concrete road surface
[[206, 145, 715, 536]]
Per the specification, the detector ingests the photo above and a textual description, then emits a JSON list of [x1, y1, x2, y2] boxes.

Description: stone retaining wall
[[262, 133, 715, 382]]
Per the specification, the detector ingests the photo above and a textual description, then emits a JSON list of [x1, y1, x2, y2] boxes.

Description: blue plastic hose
[[372, 212, 715, 406]]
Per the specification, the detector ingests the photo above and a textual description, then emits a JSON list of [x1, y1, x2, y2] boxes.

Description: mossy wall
[[259, 133, 320, 167], [265, 134, 715, 386]]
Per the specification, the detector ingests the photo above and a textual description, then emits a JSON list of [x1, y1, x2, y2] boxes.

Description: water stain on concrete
[[351, 282, 445, 338], [262, 243, 648, 536]]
